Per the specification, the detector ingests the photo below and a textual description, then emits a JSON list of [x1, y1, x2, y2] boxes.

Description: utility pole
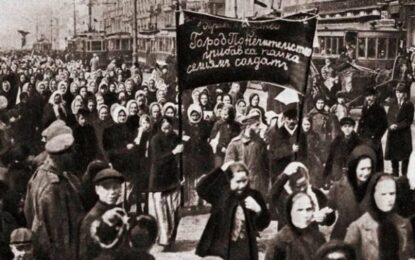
[[88, 0, 93, 32], [50, 18, 53, 46], [36, 17, 39, 41], [132, 0, 138, 64], [73, 0, 77, 36]]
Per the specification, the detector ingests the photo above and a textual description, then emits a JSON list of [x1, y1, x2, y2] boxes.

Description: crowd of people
[[0, 49, 414, 260]]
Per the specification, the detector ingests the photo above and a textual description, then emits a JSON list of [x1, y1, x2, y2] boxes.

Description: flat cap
[[45, 125, 74, 154], [93, 168, 124, 185], [283, 108, 298, 119], [339, 117, 355, 126], [10, 228, 32, 245]]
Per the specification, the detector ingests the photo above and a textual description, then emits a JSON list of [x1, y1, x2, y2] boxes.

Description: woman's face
[[79, 87, 87, 98], [251, 95, 259, 106], [126, 81, 133, 92], [58, 83, 68, 94], [223, 95, 231, 105], [356, 158, 372, 183], [152, 106, 161, 119], [230, 171, 249, 194], [160, 120, 172, 134], [38, 84, 46, 94], [88, 82, 97, 93], [99, 108, 108, 121], [200, 94, 208, 106], [96, 95, 104, 105], [302, 119, 311, 132], [118, 110, 127, 124], [50, 80, 57, 91], [74, 101, 83, 113], [70, 83, 79, 94], [165, 107, 175, 118], [2, 82, 10, 92], [290, 194, 314, 229], [221, 108, 229, 120], [87, 101, 95, 112], [54, 93, 62, 104], [374, 178, 396, 213], [141, 119, 151, 131], [216, 95, 223, 104], [237, 101, 246, 114], [99, 85, 108, 94], [129, 103, 138, 115], [77, 114, 86, 126], [117, 84, 126, 93], [190, 111, 201, 122], [109, 84, 116, 92]]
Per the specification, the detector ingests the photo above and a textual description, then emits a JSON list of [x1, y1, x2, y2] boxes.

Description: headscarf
[[346, 145, 377, 202], [187, 104, 203, 124], [365, 172, 399, 260], [162, 102, 177, 117], [57, 81, 68, 94], [48, 90, 64, 105], [110, 104, 128, 124], [126, 100, 139, 116], [71, 95, 84, 115], [285, 192, 316, 233]]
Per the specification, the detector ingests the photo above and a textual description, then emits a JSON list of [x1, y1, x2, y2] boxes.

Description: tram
[[33, 39, 52, 55], [106, 32, 133, 65], [67, 31, 108, 68]]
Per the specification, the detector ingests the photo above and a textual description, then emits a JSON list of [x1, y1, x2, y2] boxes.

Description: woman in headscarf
[[135, 91, 149, 116], [73, 109, 99, 175], [92, 104, 113, 162], [228, 82, 243, 105], [148, 116, 183, 250], [103, 104, 137, 180], [345, 172, 415, 260], [41, 90, 68, 129], [327, 145, 377, 239], [269, 162, 335, 229], [126, 99, 140, 135], [0, 80, 14, 109], [132, 114, 153, 213], [301, 116, 325, 188], [265, 192, 326, 260], [117, 91, 128, 107], [149, 102, 162, 135], [162, 102, 178, 132], [235, 99, 248, 123], [57, 81, 72, 109], [247, 93, 266, 124], [196, 161, 270, 260], [209, 104, 241, 167], [199, 91, 213, 111], [183, 104, 213, 208]]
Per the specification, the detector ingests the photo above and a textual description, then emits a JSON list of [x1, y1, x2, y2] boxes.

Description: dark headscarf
[[346, 145, 377, 202], [365, 172, 399, 260]]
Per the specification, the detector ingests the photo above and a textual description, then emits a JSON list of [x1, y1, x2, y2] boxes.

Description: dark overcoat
[[385, 99, 414, 160], [196, 168, 270, 260]]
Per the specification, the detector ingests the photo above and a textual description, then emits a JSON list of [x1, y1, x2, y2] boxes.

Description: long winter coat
[[73, 124, 99, 174], [225, 133, 269, 194], [324, 132, 361, 182], [103, 123, 138, 178], [385, 99, 414, 160], [24, 160, 85, 260], [357, 102, 388, 171], [148, 131, 181, 192], [265, 223, 326, 260], [345, 213, 415, 260], [266, 125, 306, 182], [196, 168, 270, 260], [209, 119, 241, 157]]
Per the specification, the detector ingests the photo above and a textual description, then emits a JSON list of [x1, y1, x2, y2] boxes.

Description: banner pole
[[175, 1, 185, 208], [295, 16, 318, 161]]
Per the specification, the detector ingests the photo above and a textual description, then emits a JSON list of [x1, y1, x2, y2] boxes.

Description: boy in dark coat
[[196, 160, 271, 260], [324, 117, 361, 184], [79, 168, 125, 260], [385, 82, 414, 176]]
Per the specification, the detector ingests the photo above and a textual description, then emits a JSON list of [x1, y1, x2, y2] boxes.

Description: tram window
[[377, 38, 387, 59], [367, 38, 376, 58], [319, 37, 325, 54], [338, 37, 344, 51], [357, 38, 366, 58], [91, 41, 102, 51], [332, 38, 338, 54], [388, 38, 397, 59], [325, 37, 331, 54]]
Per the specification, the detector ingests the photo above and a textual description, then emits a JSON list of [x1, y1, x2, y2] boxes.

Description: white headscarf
[[187, 104, 203, 124], [111, 104, 128, 124]]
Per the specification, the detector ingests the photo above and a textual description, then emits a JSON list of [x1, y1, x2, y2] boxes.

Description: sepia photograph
[[1, 0, 415, 259]]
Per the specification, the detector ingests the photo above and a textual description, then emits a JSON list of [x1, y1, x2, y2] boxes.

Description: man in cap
[[266, 108, 306, 183], [225, 114, 269, 195], [324, 117, 362, 184], [9, 228, 35, 260], [357, 87, 388, 171], [385, 82, 414, 176], [79, 168, 124, 260], [24, 125, 84, 260]]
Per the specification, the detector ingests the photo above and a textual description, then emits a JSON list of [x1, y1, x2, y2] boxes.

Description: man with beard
[[24, 125, 84, 260], [357, 88, 388, 172], [225, 114, 269, 196], [266, 108, 306, 183]]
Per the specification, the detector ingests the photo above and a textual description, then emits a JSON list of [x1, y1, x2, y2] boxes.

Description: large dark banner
[[177, 11, 318, 93]]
